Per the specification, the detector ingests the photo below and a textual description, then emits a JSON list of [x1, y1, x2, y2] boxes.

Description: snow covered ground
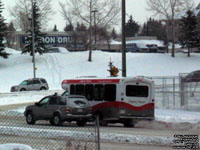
[[1, 48, 200, 92], [0, 48, 200, 148], [1, 48, 200, 124]]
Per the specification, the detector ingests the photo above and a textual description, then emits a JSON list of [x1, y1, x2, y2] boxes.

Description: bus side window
[[104, 84, 116, 101], [75, 84, 85, 96], [70, 85, 75, 95], [94, 84, 104, 101], [85, 84, 94, 101]]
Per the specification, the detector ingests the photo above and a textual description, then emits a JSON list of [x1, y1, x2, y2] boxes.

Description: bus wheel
[[123, 120, 134, 128], [100, 120, 108, 126], [96, 114, 108, 126]]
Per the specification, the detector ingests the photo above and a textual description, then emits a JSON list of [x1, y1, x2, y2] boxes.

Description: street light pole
[[122, 0, 126, 77], [31, 0, 36, 78]]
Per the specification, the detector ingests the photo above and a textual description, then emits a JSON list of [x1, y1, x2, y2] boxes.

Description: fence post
[[96, 116, 100, 150], [173, 77, 175, 107]]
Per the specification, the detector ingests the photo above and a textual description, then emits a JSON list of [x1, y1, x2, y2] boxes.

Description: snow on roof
[[110, 39, 164, 48], [127, 40, 164, 48]]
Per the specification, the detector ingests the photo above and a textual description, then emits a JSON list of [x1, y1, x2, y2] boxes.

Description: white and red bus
[[61, 76, 155, 127]]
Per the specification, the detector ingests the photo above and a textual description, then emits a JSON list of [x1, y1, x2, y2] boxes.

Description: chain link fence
[[150, 75, 200, 111], [0, 109, 100, 150]]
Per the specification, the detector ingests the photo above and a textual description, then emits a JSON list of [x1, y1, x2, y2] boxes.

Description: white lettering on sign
[[57, 37, 63, 43], [22, 36, 72, 45]]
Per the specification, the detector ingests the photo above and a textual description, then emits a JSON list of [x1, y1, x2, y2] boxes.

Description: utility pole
[[122, 0, 126, 77], [31, 0, 36, 78], [88, 1, 92, 62], [92, 10, 98, 50]]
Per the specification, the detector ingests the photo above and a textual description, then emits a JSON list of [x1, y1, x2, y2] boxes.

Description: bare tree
[[9, 0, 54, 31], [59, 0, 120, 62], [59, 0, 120, 28], [147, 0, 194, 57]]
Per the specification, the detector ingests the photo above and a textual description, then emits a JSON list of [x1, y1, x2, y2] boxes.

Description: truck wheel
[[53, 114, 62, 126], [77, 120, 86, 127], [40, 87, 46, 90], [123, 120, 134, 128], [20, 88, 26, 91], [49, 119, 54, 125], [26, 112, 35, 125]]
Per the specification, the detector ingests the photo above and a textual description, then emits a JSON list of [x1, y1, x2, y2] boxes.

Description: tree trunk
[[166, 21, 169, 53], [188, 48, 190, 57], [171, 19, 175, 57]]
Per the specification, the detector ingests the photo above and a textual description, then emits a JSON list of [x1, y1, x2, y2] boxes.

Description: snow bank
[[0, 126, 173, 146], [5, 48, 21, 54], [155, 109, 200, 123], [0, 144, 32, 150]]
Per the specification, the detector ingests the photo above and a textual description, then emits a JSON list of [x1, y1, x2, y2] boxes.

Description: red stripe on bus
[[92, 102, 154, 112], [62, 79, 120, 84]]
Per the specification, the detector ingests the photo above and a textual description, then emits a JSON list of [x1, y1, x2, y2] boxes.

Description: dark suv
[[11, 78, 49, 92], [24, 94, 92, 126]]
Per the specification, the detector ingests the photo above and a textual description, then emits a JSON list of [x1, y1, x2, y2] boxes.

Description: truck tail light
[[66, 107, 70, 113]]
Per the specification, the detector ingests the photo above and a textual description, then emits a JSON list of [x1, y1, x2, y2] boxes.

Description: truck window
[[126, 85, 149, 97]]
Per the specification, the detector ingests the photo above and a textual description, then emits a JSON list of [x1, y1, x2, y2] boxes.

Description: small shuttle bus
[[61, 76, 155, 127]]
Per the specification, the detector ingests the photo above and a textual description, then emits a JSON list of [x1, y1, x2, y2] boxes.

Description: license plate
[[120, 110, 125, 114], [77, 109, 83, 112]]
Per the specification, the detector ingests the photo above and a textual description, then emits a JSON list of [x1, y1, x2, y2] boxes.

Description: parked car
[[45, 47, 60, 53], [44, 47, 68, 53], [146, 44, 158, 53], [183, 70, 200, 82], [24, 94, 92, 126], [11, 78, 49, 92], [126, 43, 140, 52]]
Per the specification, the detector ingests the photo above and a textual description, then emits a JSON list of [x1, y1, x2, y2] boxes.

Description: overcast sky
[[2, 0, 200, 31]]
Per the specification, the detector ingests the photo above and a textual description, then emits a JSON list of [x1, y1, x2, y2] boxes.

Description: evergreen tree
[[111, 28, 117, 39], [141, 18, 166, 40], [125, 15, 140, 37], [22, 2, 47, 55], [179, 10, 199, 57], [53, 24, 58, 32], [0, 0, 9, 59], [6, 22, 16, 48], [64, 22, 74, 32]]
